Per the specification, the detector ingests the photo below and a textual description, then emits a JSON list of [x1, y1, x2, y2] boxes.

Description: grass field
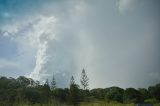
[[14, 102, 160, 106], [80, 102, 134, 106]]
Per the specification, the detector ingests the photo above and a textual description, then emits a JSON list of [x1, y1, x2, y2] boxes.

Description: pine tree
[[80, 68, 89, 90], [51, 74, 56, 90], [45, 78, 49, 86], [70, 76, 75, 85], [43, 78, 51, 103], [69, 76, 79, 106]]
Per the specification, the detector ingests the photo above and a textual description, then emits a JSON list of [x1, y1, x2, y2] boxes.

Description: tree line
[[0, 68, 160, 106]]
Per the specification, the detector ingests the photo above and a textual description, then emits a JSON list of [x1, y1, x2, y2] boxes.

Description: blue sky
[[0, 0, 160, 88]]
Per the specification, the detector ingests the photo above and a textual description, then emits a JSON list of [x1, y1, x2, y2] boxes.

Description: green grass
[[2, 101, 160, 106], [80, 101, 160, 106], [80, 101, 134, 106], [154, 103, 160, 106]]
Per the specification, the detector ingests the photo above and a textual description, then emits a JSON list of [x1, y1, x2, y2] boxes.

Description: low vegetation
[[0, 69, 160, 106]]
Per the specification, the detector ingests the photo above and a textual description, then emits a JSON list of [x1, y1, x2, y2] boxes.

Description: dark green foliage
[[138, 88, 151, 100], [0, 77, 19, 104], [69, 83, 80, 106], [41, 83, 51, 103], [0, 76, 51, 105], [0, 75, 159, 105], [105, 87, 124, 103], [148, 84, 160, 101], [17, 76, 30, 87], [90, 88, 107, 100], [22, 87, 41, 104], [0, 77, 19, 89], [51, 88, 69, 102], [123, 88, 144, 103], [68, 76, 80, 106]]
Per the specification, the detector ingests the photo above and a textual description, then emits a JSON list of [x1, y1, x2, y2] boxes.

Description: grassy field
[[14, 102, 160, 106], [80, 101, 134, 106], [4, 101, 159, 106]]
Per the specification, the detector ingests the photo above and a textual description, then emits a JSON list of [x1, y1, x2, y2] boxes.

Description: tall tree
[[70, 76, 75, 85], [69, 76, 79, 106], [45, 78, 49, 86], [80, 68, 89, 90], [51, 74, 56, 90]]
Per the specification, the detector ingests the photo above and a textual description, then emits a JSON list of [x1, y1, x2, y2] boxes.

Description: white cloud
[[1, 15, 59, 81], [0, 10, 90, 87], [1, 1, 66, 87]]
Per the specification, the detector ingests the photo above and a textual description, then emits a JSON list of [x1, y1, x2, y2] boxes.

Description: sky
[[0, 0, 160, 88]]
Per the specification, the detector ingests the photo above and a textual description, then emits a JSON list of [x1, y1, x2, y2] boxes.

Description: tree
[[105, 87, 124, 103], [45, 79, 49, 86], [52, 88, 69, 102], [148, 83, 160, 101], [17, 76, 30, 87], [90, 88, 106, 100], [69, 76, 80, 106], [23, 88, 41, 104], [138, 88, 150, 100], [70, 76, 75, 85], [42, 80, 51, 103], [123, 88, 143, 103], [51, 74, 56, 90], [80, 68, 89, 90]]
